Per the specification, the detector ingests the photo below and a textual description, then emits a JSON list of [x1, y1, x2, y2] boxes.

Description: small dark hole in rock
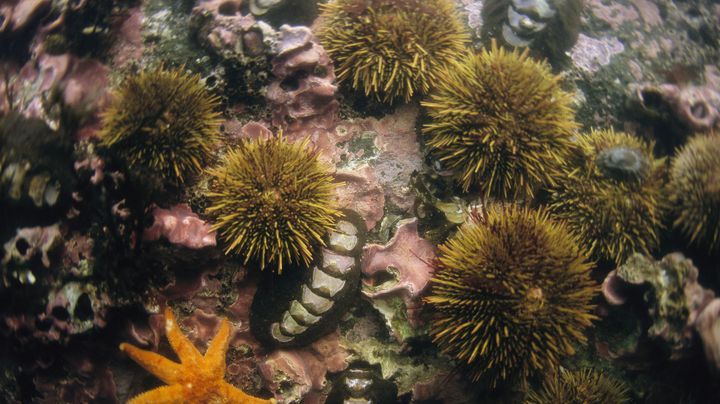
[[640, 90, 664, 110], [15, 238, 30, 256], [691, 101, 708, 119], [74, 293, 94, 321], [218, 1, 239, 15], [36, 318, 53, 331], [51, 306, 70, 321], [368, 270, 396, 287], [280, 73, 304, 91]]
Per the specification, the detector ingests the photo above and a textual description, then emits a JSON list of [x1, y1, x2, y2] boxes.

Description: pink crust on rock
[[267, 25, 339, 134], [1, 0, 51, 35], [695, 298, 720, 372], [258, 330, 348, 403], [143, 204, 217, 249], [333, 166, 385, 231], [362, 218, 437, 306], [0, 53, 109, 138], [637, 82, 720, 132]]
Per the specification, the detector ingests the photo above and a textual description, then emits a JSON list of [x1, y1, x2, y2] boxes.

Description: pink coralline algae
[[588, 0, 640, 29], [0, 0, 51, 36], [258, 330, 349, 403], [333, 167, 385, 231], [142, 204, 217, 249], [266, 25, 339, 134], [570, 33, 625, 74], [361, 218, 437, 326], [0, 53, 109, 136]]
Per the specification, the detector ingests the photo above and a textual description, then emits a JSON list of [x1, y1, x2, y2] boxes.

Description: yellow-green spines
[[205, 136, 340, 273], [525, 368, 629, 404], [668, 134, 720, 252], [317, 0, 469, 104], [547, 129, 665, 265], [425, 205, 596, 388], [98, 67, 222, 184], [422, 42, 577, 199]]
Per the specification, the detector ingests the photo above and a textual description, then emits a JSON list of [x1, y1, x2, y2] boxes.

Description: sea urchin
[[317, 0, 469, 104], [98, 66, 222, 185], [425, 204, 596, 387], [205, 136, 340, 273], [422, 41, 577, 199], [667, 134, 720, 252], [525, 368, 629, 404], [547, 129, 665, 265]]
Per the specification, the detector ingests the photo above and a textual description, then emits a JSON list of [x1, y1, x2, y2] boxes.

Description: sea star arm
[[163, 307, 203, 365], [219, 381, 276, 404], [204, 316, 231, 377], [119, 343, 184, 385], [127, 384, 187, 404]]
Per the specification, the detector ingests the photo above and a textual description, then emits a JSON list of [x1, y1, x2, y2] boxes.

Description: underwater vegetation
[[422, 41, 576, 199], [120, 307, 274, 403], [98, 66, 222, 186], [205, 136, 339, 273], [547, 129, 665, 265], [251, 209, 365, 347], [425, 204, 596, 388], [667, 134, 720, 252], [481, 0, 583, 65], [316, 0, 469, 104], [525, 367, 629, 404]]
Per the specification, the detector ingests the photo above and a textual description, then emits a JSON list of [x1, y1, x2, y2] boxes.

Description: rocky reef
[[1, 0, 720, 403]]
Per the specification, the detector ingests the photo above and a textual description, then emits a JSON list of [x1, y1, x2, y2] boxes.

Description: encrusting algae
[[119, 307, 274, 404], [425, 205, 597, 388]]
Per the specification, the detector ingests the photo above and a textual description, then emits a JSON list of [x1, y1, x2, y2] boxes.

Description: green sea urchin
[[98, 67, 222, 185], [205, 136, 340, 273], [525, 368, 629, 404], [667, 134, 720, 252], [317, 0, 469, 104], [422, 41, 577, 199], [425, 204, 596, 387], [547, 129, 665, 265]]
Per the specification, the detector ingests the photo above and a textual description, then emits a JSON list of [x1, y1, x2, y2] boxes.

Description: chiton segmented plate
[[250, 209, 365, 348]]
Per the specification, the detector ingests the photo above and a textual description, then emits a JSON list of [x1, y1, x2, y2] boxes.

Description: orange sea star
[[120, 307, 274, 404]]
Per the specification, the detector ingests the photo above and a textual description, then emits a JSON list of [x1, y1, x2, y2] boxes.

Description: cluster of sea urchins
[[205, 136, 340, 273], [547, 129, 666, 265], [667, 134, 720, 252], [425, 204, 596, 388], [98, 66, 222, 186], [422, 41, 576, 200], [316, 0, 469, 104]]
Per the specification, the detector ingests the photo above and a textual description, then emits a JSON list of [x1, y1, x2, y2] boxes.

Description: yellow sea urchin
[[422, 41, 577, 199], [525, 368, 629, 404], [667, 134, 720, 252], [426, 204, 596, 387], [98, 66, 222, 184], [317, 0, 469, 104], [547, 129, 665, 265], [205, 136, 340, 273]]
